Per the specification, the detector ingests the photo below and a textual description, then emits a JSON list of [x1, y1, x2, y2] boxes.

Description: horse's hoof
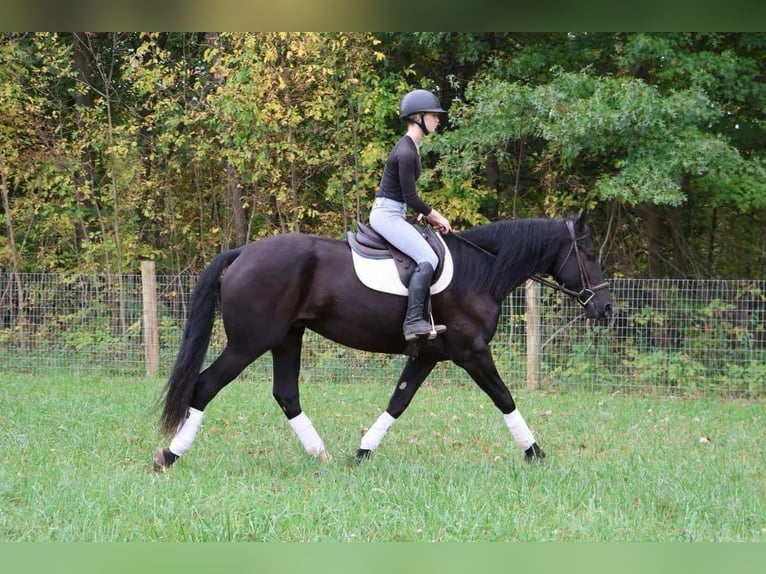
[[524, 443, 546, 462], [152, 447, 177, 472], [318, 449, 331, 465], [352, 448, 372, 465]]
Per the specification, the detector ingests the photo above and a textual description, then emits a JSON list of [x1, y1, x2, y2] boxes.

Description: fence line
[[1, 272, 764, 396]]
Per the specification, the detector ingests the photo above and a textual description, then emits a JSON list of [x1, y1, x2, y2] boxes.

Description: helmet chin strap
[[414, 113, 429, 135]]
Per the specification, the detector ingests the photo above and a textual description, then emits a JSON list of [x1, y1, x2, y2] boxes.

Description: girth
[[346, 221, 446, 287]]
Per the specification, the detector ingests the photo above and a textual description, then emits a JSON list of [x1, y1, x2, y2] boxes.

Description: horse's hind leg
[[272, 326, 329, 463], [153, 345, 257, 472]]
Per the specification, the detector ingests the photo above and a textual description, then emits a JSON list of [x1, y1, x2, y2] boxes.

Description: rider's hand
[[426, 209, 452, 234]]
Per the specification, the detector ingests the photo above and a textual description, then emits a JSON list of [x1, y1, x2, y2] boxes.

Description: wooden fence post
[[525, 279, 541, 390], [141, 261, 159, 376]]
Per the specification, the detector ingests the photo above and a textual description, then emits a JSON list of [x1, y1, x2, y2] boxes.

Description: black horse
[[153, 213, 612, 471]]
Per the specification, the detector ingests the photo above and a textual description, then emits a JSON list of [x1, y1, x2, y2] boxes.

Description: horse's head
[[550, 212, 613, 319]]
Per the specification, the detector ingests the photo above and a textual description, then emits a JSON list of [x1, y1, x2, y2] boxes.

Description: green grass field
[[0, 370, 764, 541]]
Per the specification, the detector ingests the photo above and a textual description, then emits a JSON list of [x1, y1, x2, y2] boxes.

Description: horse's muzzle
[[577, 281, 612, 319], [585, 297, 612, 320]]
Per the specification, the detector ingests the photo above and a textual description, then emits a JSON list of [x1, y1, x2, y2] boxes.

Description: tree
[[189, 32, 394, 238], [0, 37, 31, 338], [432, 33, 766, 278], [1, 33, 764, 279]]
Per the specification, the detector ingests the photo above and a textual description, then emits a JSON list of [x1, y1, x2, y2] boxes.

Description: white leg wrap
[[288, 412, 326, 458], [360, 411, 396, 451], [503, 409, 535, 451], [169, 407, 204, 456]]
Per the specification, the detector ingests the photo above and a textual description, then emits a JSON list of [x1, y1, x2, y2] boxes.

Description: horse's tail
[[159, 248, 243, 436]]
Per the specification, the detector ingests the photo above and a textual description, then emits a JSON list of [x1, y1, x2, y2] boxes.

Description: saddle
[[346, 221, 446, 287]]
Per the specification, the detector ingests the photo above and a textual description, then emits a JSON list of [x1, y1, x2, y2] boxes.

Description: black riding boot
[[402, 262, 447, 341]]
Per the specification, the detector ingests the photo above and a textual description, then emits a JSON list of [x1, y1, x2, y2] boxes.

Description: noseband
[[531, 220, 609, 309]]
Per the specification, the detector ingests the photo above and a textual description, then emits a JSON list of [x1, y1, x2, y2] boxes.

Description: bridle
[[451, 219, 609, 309], [531, 219, 609, 308]]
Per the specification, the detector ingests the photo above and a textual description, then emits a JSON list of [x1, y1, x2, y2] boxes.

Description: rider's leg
[[402, 262, 446, 341], [370, 198, 445, 340]]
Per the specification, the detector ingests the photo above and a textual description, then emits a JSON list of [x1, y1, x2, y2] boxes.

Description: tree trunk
[[512, 139, 525, 219], [707, 206, 717, 274], [485, 150, 499, 220], [71, 32, 96, 263], [206, 32, 248, 247], [227, 164, 247, 246], [644, 203, 665, 278], [0, 152, 27, 348]]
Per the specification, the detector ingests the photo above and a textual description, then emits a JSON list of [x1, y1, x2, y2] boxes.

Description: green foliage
[[542, 281, 766, 397], [434, 33, 766, 276], [444, 69, 763, 210], [1, 33, 765, 278]]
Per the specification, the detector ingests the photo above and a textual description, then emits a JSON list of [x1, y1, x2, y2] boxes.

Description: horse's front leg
[[455, 346, 545, 462], [355, 354, 437, 462]]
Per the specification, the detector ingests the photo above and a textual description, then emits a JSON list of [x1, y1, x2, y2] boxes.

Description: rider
[[370, 89, 452, 342]]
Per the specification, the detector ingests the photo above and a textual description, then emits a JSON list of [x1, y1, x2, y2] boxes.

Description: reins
[[451, 231, 497, 259], [450, 220, 609, 309]]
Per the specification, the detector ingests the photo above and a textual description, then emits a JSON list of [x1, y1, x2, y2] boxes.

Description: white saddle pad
[[350, 233, 454, 296]]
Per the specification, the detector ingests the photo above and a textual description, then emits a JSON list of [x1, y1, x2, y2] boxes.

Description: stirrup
[[426, 311, 447, 340], [403, 315, 447, 341]]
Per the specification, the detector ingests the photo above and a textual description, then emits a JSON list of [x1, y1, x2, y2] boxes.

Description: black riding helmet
[[398, 89, 446, 135]]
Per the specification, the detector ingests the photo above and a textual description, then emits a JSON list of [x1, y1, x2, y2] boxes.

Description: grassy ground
[[0, 370, 764, 541]]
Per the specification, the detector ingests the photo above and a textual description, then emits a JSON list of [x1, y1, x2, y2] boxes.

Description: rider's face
[[423, 112, 441, 133]]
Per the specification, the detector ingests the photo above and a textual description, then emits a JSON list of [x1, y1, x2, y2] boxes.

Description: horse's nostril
[[604, 302, 613, 316]]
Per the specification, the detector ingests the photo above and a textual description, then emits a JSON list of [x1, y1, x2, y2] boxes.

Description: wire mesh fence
[[1, 272, 764, 396]]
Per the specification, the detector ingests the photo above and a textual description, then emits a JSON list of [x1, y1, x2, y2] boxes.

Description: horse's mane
[[447, 218, 566, 300]]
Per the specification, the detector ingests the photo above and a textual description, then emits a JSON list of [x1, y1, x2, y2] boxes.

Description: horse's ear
[[575, 209, 589, 232]]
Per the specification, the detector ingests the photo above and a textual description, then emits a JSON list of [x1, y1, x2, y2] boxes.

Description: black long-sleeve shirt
[[375, 135, 432, 216]]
